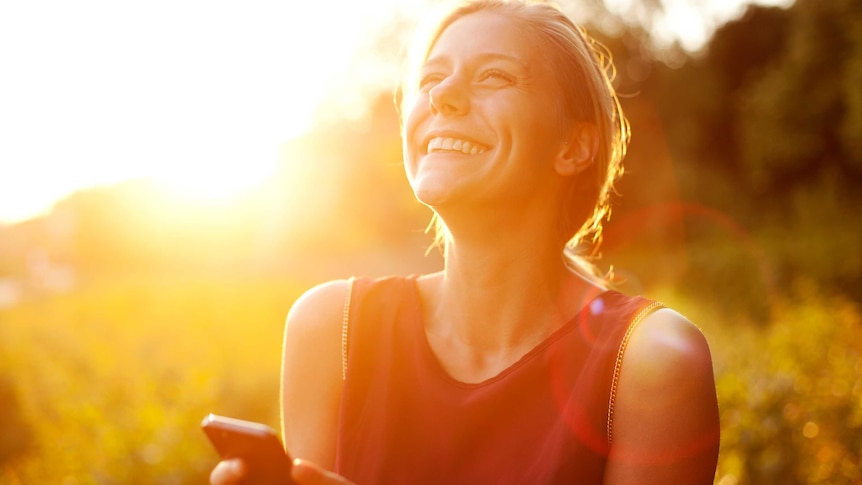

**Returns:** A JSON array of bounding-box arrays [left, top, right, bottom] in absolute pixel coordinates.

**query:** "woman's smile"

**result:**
[[425, 136, 489, 155]]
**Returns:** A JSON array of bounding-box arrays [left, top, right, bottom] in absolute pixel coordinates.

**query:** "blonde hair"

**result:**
[[398, 0, 629, 282]]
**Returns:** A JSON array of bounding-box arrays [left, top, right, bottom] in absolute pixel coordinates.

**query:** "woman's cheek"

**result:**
[[402, 97, 428, 180]]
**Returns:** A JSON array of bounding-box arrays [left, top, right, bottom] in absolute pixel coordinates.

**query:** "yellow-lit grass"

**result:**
[[0, 276, 305, 484]]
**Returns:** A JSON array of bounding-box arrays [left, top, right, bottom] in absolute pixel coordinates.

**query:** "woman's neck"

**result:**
[[418, 228, 600, 376]]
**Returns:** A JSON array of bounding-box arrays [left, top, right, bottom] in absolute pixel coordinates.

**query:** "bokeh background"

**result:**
[[1, 0, 861, 483]]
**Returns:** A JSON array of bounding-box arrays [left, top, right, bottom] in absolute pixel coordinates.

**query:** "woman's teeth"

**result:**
[[427, 137, 487, 155]]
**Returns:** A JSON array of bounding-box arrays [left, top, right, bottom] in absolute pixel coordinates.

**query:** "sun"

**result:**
[[0, 0, 373, 223], [152, 164, 275, 202], [149, 145, 280, 203]]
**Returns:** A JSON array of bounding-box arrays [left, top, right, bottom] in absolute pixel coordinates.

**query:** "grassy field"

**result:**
[[1, 275, 860, 484], [0, 276, 305, 484]]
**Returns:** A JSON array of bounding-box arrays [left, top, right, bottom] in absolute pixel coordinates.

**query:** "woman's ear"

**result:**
[[555, 123, 599, 176]]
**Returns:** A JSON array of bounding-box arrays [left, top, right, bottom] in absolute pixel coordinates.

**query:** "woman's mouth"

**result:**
[[426, 136, 488, 155]]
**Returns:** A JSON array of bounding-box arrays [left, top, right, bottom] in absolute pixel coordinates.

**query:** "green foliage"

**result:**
[[630, 0, 862, 319], [647, 0, 862, 197], [840, 14, 862, 167], [736, 0, 862, 192], [696, 283, 862, 484], [0, 277, 303, 484]]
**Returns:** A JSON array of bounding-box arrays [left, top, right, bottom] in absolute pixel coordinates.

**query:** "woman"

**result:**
[[213, 1, 720, 483]]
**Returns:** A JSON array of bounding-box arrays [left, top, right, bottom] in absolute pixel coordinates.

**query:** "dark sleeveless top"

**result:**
[[335, 275, 660, 485]]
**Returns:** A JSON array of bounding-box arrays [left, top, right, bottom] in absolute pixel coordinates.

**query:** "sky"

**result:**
[[0, 0, 792, 225]]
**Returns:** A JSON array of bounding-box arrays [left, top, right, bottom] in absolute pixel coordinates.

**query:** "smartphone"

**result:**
[[201, 414, 294, 485]]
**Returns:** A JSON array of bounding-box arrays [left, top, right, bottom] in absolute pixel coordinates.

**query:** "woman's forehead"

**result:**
[[427, 11, 542, 65]]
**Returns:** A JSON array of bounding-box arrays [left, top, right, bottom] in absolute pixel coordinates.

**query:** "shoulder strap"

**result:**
[[341, 277, 355, 381], [606, 300, 666, 445]]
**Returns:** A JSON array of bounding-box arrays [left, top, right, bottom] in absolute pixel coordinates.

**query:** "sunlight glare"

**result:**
[[151, 154, 278, 202], [0, 0, 383, 223]]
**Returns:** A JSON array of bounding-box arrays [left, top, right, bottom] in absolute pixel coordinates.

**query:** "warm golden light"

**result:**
[[0, 0, 406, 224], [149, 150, 279, 202]]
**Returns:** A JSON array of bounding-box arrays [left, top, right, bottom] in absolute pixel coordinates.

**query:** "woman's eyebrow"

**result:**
[[472, 52, 529, 68], [422, 52, 529, 70]]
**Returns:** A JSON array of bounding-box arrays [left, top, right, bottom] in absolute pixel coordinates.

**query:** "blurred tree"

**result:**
[[634, 0, 862, 307], [737, 0, 862, 194], [644, 5, 792, 209], [640, 0, 861, 201]]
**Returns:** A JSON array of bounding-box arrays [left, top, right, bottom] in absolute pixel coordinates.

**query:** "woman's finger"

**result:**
[[209, 458, 247, 484], [291, 459, 354, 485]]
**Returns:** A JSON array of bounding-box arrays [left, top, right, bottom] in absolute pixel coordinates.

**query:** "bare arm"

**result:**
[[603, 308, 720, 484], [280, 280, 350, 469]]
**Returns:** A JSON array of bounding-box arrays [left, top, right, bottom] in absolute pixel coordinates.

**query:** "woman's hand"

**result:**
[[209, 457, 354, 485], [209, 458, 246, 484], [291, 459, 355, 485]]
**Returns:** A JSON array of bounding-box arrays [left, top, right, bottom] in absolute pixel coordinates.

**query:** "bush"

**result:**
[[0, 276, 302, 484], [662, 281, 862, 484]]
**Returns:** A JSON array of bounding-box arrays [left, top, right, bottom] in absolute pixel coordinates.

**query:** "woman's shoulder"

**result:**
[[626, 307, 713, 378], [605, 306, 720, 481], [286, 274, 428, 334], [286, 279, 353, 334], [612, 303, 714, 393]]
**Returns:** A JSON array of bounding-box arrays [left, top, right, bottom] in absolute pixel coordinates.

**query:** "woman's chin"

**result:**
[[413, 187, 451, 208], [410, 177, 462, 208]]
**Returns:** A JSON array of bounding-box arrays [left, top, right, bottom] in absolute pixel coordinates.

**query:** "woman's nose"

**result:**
[[429, 77, 469, 116]]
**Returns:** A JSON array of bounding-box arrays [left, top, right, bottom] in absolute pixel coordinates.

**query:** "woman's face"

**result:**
[[403, 11, 568, 213]]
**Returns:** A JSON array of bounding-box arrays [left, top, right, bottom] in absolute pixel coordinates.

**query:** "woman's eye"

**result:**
[[419, 74, 443, 90], [479, 69, 514, 85]]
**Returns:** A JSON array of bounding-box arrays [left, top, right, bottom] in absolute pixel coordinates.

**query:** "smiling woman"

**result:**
[[208, 1, 720, 485]]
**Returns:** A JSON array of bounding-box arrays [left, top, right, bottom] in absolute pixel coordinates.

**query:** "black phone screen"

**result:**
[[202, 414, 294, 485]]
